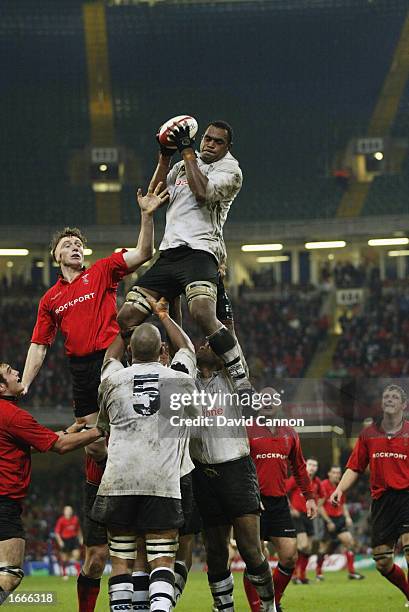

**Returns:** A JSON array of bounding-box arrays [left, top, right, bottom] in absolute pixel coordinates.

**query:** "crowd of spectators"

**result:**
[[329, 283, 409, 378], [319, 261, 372, 289]]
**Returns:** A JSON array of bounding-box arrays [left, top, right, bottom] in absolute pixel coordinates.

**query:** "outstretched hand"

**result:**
[[137, 181, 169, 214], [146, 295, 169, 319]]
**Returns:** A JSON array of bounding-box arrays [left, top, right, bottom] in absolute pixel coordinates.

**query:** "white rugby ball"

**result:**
[[158, 115, 198, 149]]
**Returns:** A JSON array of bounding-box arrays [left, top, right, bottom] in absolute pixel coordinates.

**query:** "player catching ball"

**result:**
[[117, 118, 250, 392]]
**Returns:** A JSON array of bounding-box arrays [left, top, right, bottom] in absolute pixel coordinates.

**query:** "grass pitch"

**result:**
[[4, 569, 405, 611]]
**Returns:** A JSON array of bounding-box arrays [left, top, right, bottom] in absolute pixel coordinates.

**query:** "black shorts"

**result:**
[[293, 512, 315, 537], [371, 489, 409, 548], [90, 494, 184, 532], [68, 351, 105, 418], [180, 473, 202, 537], [324, 515, 348, 540], [0, 497, 24, 541], [83, 483, 108, 547], [192, 456, 261, 528], [137, 246, 219, 301], [61, 537, 80, 553], [260, 496, 296, 539]]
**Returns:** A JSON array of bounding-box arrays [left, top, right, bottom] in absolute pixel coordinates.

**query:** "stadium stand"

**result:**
[[330, 281, 409, 378]]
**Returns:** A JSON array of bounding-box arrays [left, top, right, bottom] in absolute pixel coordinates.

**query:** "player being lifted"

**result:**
[[117, 119, 250, 392], [316, 465, 364, 581], [331, 384, 409, 606], [21, 184, 168, 612], [189, 289, 277, 612], [246, 389, 317, 611]]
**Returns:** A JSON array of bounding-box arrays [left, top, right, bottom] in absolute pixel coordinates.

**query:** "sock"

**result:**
[[297, 553, 309, 581], [243, 573, 260, 612], [273, 563, 294, 604], [208, 570, 234, 611], [74, 562, 81, 577], [0, 587, 9, 605], [245, 559, 275, 609], [61, 561, 67, 577], [108, 574, 133, 612], [77, 572, 101, 612], [207, 326, 248, 387], [149, 567, 175, 612], [383, 564, 409, 599], [132, 571, 149, 610], [316, 554, 325, 576], [346, 550, 355, 574], [174, 561, 188, 604]]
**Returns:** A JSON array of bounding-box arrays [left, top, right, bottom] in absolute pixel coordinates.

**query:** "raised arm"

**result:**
[[122, 182, 169, 272], [22, 343, 48, 394], [146, 296, 194, 354]]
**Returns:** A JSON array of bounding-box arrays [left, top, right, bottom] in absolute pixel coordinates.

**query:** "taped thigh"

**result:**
[[185, 281, 217, 308], [108, 535, 137, 560], [124, 286, 153, 316], [0, 565, 24, 581], [145, 538, 179, 563]]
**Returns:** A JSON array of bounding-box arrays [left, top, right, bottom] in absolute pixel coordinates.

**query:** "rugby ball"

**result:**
[[158, 115, 198, 149]]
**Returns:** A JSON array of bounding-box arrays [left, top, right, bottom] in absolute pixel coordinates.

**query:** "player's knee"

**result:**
[[238, 542, 263, 568], [0, 566, 24, 593], [280, 549, 298, 568], [84, 545, 109, 578], [373, 554, 393, 575]]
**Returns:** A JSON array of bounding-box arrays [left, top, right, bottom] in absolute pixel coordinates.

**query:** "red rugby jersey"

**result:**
[[321, 478, 345, 517], [31, 251, 128, 357], [248, 423, 313, 499], [54, 515, 81, 540], [85, 454, 106, 486], [346, 420, 409, 499], [286, 474, 323, 513], [0, 398, 58, 500]]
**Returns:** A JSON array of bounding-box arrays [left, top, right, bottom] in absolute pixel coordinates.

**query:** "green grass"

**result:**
[[3, 570, 406, 611]]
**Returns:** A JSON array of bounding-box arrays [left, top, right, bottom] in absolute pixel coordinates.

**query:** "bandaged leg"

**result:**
[[245, 559, 276, 612], [108, 574, 133, 611], [207, 326, 249, 388], [208, 570, 234, 611]]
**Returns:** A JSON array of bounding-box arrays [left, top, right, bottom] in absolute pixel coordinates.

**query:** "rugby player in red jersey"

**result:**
[[286, 457, 323, 584], [316, 466, 364, 581], [54, 506, 83, 578], [0, 362, 103, 605], [245, 389, 317, 611], [21, 184, 168, 612], [331, 384, 409, 605]]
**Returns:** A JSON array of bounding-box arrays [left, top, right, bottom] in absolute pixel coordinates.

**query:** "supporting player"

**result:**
[[331, 384, 409, 606], [91, 298, 197, 612], [117, 120, 250, 392], [316, 466, 364, 581], [190, 287, 276, 612], [0, 363, 103, 606], [246, 390, 317, 611], [21, 184, 168, 612], [286, 457, 323, 584], [54, 505, 83, 579]]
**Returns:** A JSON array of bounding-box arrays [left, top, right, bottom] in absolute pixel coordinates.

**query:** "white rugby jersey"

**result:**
[[159, 151, 243, 263], [189, 370, 250, 465], [97, 349, 197, 499]]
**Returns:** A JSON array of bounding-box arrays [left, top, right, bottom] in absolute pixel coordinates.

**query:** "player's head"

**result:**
[[306, 457, 319, 477], [381, 384, 407, 418], [0, 363, 24, 397], [130, 323, 162, 363], [328, 465, 342, 484], [50, 227, 87, 268], [197, 341, 223, 371], [200, 121, 233, 164], [258, 386, 281, 417], [63, 505, 73, 518]]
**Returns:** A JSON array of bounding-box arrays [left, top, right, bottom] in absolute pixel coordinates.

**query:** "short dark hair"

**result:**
[[383, 384, 407, 404], [50, 227, 87, 262], [207, 120, 234, 145]]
